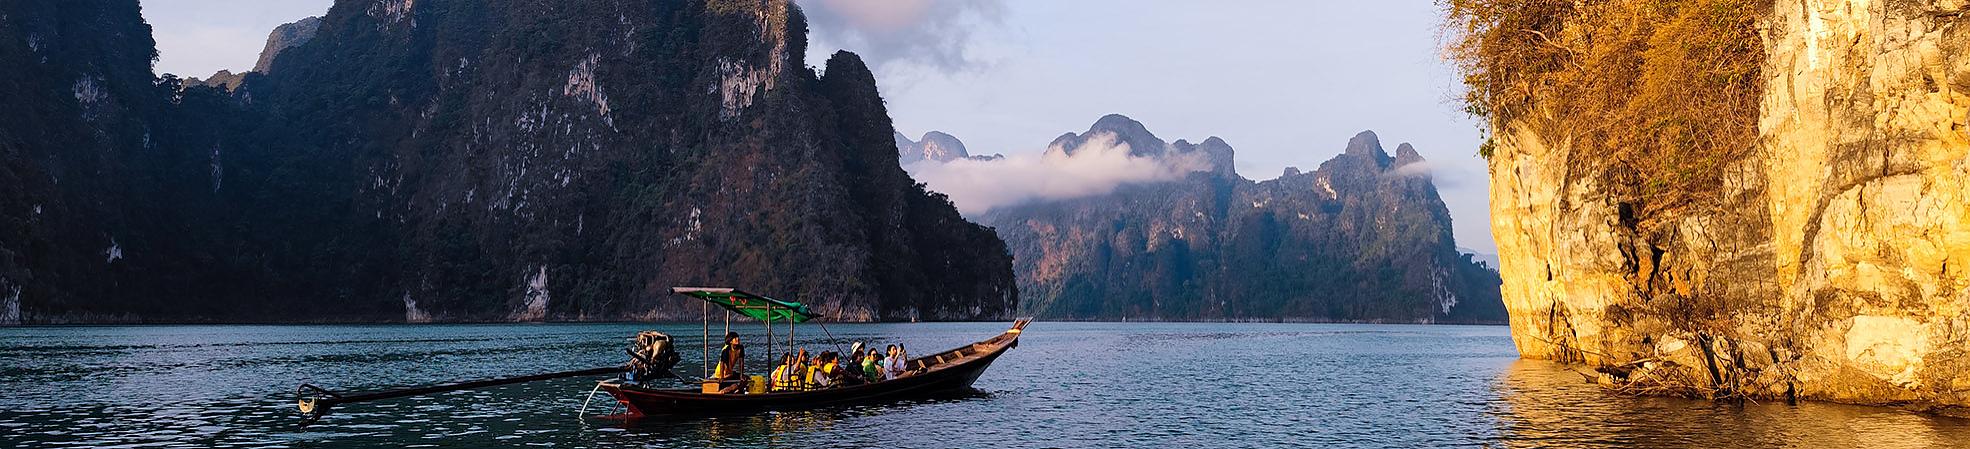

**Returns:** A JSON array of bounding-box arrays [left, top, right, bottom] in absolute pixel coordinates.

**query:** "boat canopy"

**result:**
[[671, 287, 820, 323]]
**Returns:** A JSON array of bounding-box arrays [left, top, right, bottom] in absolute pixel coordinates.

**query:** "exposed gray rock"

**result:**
[[252, 16, 321, 73], [896, 130, 977, 163]]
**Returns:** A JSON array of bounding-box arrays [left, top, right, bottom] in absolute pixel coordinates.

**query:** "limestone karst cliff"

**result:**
[[1452, 0, 1970, 412], [0, 0, 1016, 323]]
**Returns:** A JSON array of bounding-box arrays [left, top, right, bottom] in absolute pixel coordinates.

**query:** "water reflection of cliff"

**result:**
[[1492, 360, 1970, 448]]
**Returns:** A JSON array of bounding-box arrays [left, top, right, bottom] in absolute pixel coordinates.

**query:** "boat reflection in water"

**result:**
[[1491, 359, 1970, 448], [587, 389, 995, 445]]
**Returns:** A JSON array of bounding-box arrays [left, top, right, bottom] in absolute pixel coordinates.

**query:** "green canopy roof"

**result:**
[[671, 287, 820, 323]]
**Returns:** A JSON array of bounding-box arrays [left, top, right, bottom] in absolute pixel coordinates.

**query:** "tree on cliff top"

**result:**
[[1442, 0, 1767, 223]]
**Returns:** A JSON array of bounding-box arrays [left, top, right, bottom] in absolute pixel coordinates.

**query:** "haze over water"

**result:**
[[1, 323, 1965, 447]]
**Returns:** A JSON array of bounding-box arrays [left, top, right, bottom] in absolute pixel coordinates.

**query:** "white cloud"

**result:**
[[905, 132, 1207, 214], [1387, 160, 1433, 179]]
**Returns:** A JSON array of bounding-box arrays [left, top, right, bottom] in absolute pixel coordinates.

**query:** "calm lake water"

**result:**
[[2, 322, 1967, 448]]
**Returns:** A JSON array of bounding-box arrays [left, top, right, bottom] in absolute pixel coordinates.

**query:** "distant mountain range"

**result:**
[[1457, 247, 1502, 273], [904, 115, 1506, 323]]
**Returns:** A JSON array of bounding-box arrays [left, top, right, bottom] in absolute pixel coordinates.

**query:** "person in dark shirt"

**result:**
[[712, 332, 745, 393]]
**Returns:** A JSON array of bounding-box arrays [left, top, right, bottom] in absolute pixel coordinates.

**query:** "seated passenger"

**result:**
[[806, 352, 831, 389], [884, 345, 907, 379], [712, 332, 745, 394], [769, 354, 793, 392], [862, 350, 883, 381], [848, 350, 875, 385], [792, 349, 811, 391], [805, 352, 821, 388], [823, 352, 845, 386]]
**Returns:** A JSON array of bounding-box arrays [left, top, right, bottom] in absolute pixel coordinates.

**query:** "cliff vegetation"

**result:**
[[1445, 0, 1766, 220], [1454, 0, 1970, 414]]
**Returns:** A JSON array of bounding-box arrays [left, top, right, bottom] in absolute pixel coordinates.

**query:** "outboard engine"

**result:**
[[626, 331, 680, 382]]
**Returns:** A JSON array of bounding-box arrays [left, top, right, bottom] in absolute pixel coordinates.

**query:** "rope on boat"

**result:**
[[814, 319, 847, 357]]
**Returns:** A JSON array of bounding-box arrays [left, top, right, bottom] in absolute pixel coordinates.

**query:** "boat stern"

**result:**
[[595, 381, 649, 418]]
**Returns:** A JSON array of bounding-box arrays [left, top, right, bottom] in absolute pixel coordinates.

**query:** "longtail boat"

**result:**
[[294, 286, 1028, 426], [595, 287, 1029, 416]]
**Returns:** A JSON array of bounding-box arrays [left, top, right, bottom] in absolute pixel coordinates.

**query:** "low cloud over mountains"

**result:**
[[900, 114, 1226, 214]]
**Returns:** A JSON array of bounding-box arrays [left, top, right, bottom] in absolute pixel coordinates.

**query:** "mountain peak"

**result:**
[[898, 131, 1002, 163], [1343, 130, 1395, 167], [922, 130, 960, 143], [1189, 136, 1237, 178], [1394, 143, 1425, 167], [1345, 130, 1382, 155], [918, 131, 970, 161], [1091, 114, 1150, 134], [1051, 113, 1169, 158], [252, 16, 321, 74]]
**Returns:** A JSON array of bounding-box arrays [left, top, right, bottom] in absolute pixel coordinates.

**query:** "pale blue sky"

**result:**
[[142, 0, 1494, 252]]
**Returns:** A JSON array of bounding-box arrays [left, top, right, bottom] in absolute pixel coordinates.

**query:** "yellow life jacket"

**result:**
[[712, 347, 731, 379], [820, 362, 841, 387]]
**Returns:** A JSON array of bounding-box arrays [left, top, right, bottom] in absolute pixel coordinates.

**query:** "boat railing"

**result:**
[[767, 318, 1030, 388], [907, 320, 1028, 372]]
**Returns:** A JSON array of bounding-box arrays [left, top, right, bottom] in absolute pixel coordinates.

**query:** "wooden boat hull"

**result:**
[[600, 320, 1026, 416]]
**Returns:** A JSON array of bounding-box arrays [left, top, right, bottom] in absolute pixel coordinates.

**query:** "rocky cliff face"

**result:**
[[1479, 0, 1970, 412], [0, 0, 1016, 323], [916, 116, 1505, 322], [252, 16, 320, 73]]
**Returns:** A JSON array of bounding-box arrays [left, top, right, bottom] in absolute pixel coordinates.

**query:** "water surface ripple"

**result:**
[[1, 323, 1965, 447]]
